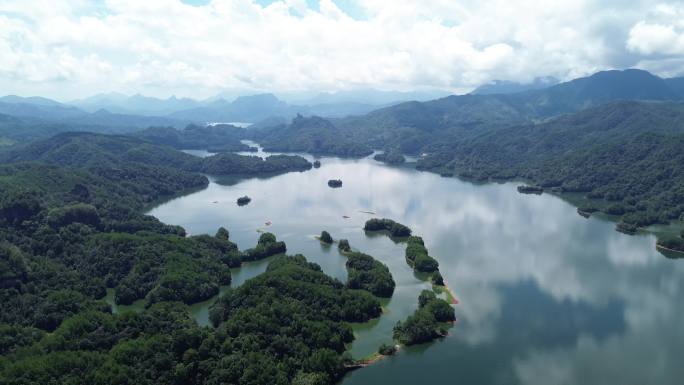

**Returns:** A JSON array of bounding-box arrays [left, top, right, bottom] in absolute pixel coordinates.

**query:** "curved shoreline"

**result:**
[[347, 346, 402, 370], [441, 280, 460, 304], [656, 243, 684, 255], [346, 280, 460, 372]]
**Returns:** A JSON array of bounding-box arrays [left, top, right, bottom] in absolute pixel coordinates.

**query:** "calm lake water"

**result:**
[[148, 153, 684, 385]]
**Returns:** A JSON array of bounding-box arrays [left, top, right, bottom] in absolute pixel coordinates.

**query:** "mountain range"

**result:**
[[1, 89, 434, 129], [470, 76, 560, 95], [2, 68, 684, 154], [331, 69, 684, 153]]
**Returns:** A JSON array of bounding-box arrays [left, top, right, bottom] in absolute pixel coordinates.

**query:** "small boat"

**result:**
[[342, 215, 350, 219], [212, 201, 219, 204], [265, 220, 272, 226]]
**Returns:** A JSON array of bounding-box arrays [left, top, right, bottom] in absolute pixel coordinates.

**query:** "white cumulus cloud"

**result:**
[[0, 0, 683, 100]]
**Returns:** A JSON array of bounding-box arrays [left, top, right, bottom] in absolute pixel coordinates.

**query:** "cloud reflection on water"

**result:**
[[149, 156, 683, 385]]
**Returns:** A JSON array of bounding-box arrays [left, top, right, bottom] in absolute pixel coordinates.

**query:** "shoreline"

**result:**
[[346, 345, 401, 370], [441, 280, 459, 304], [656, 243, 684, 255], [346, 280, 460, 372]]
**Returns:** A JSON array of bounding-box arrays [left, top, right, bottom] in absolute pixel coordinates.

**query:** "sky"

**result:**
[[0, 0, 683, 101]]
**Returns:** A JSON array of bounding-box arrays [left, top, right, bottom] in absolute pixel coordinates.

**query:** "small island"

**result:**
[[517, 185, 544, 194], [393, 290, 455, 345], [236, 196, 251, 206], [319, 230, 333, 244], [338, 239, 351, 252], [241, 232, 287, 261], [313, 160, 321, 168], [328, 179, 343, 188], [364, 218, 412, 237], [405, 236, 439, 273]]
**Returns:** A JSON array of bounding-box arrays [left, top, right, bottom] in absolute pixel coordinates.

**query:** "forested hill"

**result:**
[[251, 114, 373, 157], [0, 132, 313, 177], [0, 132, 200, 169], [333, 69, 684, 153], [130, 124, 252, 152], [510, 68, 681, 117], [417, 100, 684, 229], [0, 151, 376, 384]]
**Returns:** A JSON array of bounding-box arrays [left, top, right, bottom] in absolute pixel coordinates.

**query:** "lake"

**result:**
[[148, 153, 684, 385]]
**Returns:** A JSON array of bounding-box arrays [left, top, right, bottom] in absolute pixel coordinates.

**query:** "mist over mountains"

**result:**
[[2, 68, 684, 150], [470, 76, 560, 95]]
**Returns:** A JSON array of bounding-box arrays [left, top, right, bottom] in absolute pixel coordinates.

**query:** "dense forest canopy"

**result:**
[[251, 115, 373, 157], [393, 290, 456, 345], [131, 124, 253, 152], [344, 252, 396, 298], [0, 133, 388, 384], [0, 132, 312, 177]]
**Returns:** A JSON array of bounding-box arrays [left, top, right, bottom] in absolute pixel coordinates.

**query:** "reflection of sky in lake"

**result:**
[[149, 156, 684, 385]]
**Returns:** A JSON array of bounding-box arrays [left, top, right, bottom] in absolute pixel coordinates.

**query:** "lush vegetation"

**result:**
[[334, 69, 684, 154], [10, 68, 684, 382], [363, 218, 412, 237], [417, 101, 684, 230], [362, 221, 445, 285], [0, 256, 383, 385], [241, 232, 287, 262], [0, 163, 239, 337], [208, 255, 383, 384], [254, 115, 373, 157], [377, 343, 396, 356], [345, 252, 396, 298], [131, 124, 253, 152], [393, 290, 455, 345], [405, 236, 440, 273], [0, 130, 389, 384], [373, 151, 405, 165], [0, 132, 312, 178], [657, 230, 684, 252], [338, 239, 351, 252], [200, 153, 312, 176]]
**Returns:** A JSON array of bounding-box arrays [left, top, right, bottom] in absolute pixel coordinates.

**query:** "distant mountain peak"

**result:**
[[0, 95, 64, 106], [471, 76, 559, 95], [233, 93, 280, 103]]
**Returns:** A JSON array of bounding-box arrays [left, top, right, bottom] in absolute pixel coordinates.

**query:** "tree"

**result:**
[[337, 239, 350, 252], [378, 343, 396, 356], [345, 252, 395, 297], [215, 227, 230, 241]]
